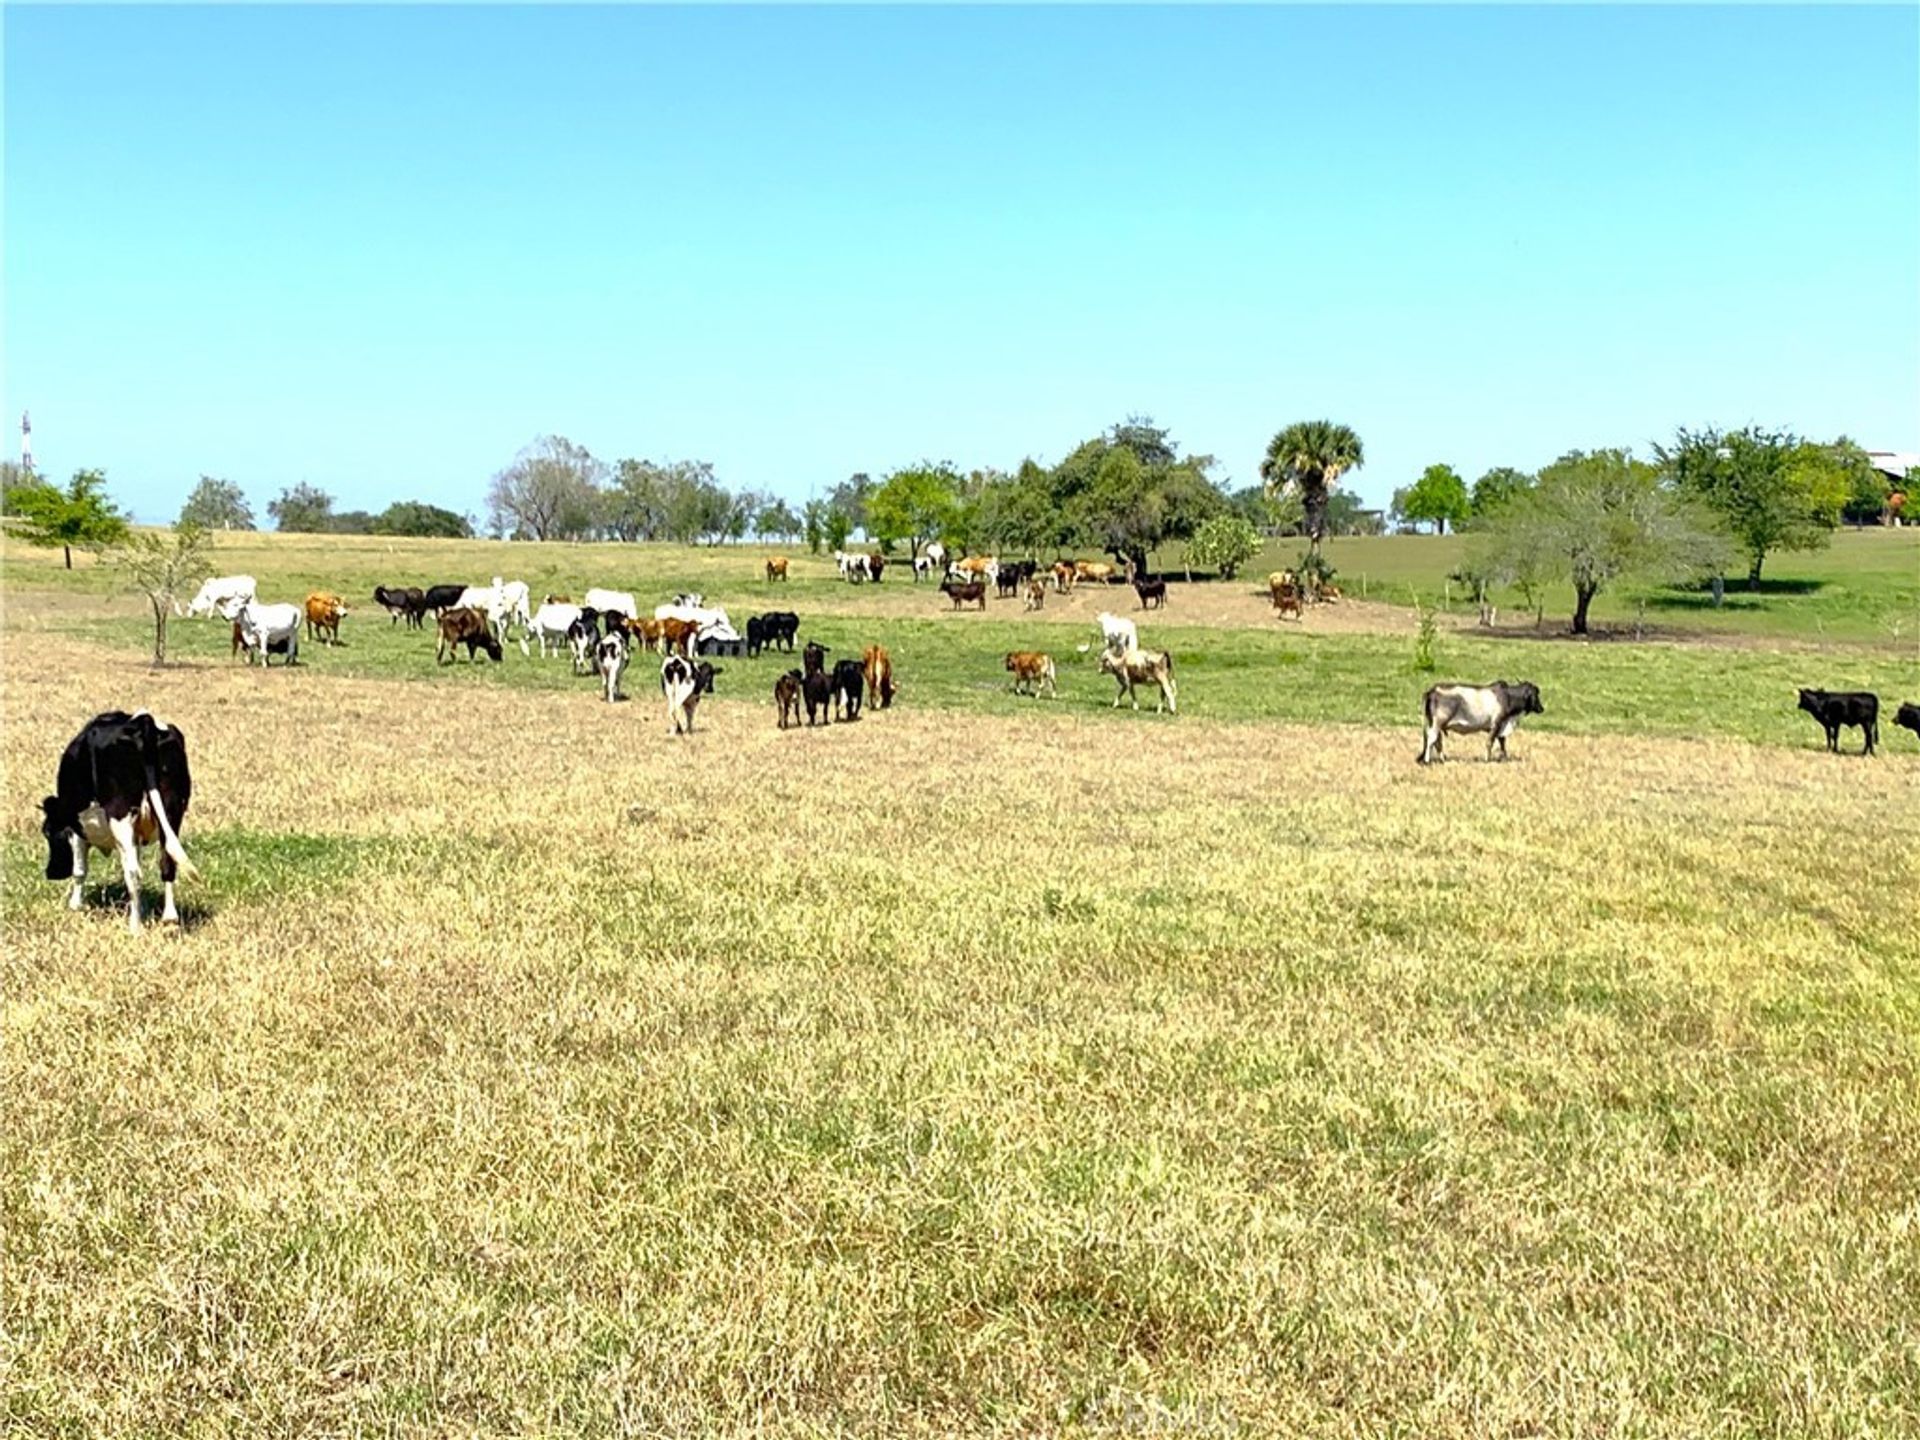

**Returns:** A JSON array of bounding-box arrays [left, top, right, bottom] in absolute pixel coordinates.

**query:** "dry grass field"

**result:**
[[4, 534, 1919, 1436]]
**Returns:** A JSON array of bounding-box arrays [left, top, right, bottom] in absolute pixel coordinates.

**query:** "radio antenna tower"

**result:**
[[19, 412, 32, 473]]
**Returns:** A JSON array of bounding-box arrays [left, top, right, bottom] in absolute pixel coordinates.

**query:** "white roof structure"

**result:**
[[1867, 451, 1916, 482]]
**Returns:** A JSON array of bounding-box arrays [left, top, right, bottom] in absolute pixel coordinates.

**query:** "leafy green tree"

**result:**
[[802, 499, 829, 555], [1044, 418, 1224, 576], [0, 461, 49, 515], [371, 500, 472, 538], [1325, 490, 1378, 536], [1657, 425, 1846, 586], [1471, 466, 1534, 517], [1477, 448, 1728, 634], [828, 473, 874, 537], [267, 482, 335, 534], [824, 508, 853, 553], [1397, 464, 1470, 534], [177, 476, 254, 530], [329, 510, 375, 534], [868, 463, 961, 559], [756, 498, 799, 541], [1260, 420, 1364, 558], [1186, 513, 1262, 579], [1838, 449, 1891, 526], [111, 523, 214, 665], [12, 468, 129, 568]]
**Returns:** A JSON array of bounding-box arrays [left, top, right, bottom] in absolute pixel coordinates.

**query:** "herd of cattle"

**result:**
[[33, 566, 1919, 932]]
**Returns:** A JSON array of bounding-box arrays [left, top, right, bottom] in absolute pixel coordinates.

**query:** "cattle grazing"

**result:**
[[951, 554, 998, 586], [924, 541, 947, 572], [453, 578, 532, 656], [1897, 702, 1920, 742], [802, 642, 833, 725], [656, 616, 696, 656], [1076, 560, 1115, 585], [661, 656, 720, 734], [1098, 646, 1177, 713], [373, 585, 428, 628], [1005, 651, 1057, 698], [529, 602, 584, 658], [1095, 612, 1139, 655], [803, 640, 829, 676], [997, 569, 1021, 600], [746, 614, 771, 659], [836, 550, 871, 582], [775, 670, 804, 729], [763, 612, 799, 651], [41, 710, 198, 933], [862, 645, 895, 709], [912, 553, 940, 582], [1419, 681, 1544, 764], [566, 610, 602, 674], [422, 583, 469, 614], [942, 579, 988, 611], [304, 591, 349, 645], [1797, 689, 1878, 756], [1134, 577, 1167, 611], [624, 616, 664, 653], [865, 553, 886, 584], [1270, 575, 1304, 619], [831, 658, 865, 721], [180, 574, 256, 619], [1051, 561, 1077, 593], [598, 629, 630, 703], [223, 597, 302, 667], [766, 556, 789, 583], [436, 607, 503, 664], [584, 588, 638, 622], [1024, 577, 1047, 611]]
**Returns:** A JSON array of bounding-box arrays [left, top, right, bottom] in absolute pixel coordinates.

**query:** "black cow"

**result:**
[[996, 570, 1021, 599], [802, 668, 833, 726], [1897, 702, 1920, 742], [746, 615, 775, 659], [373, 585, 428, 628], [763, 612, 799, 652], [41, 710, 198, 933], [1797, 689, 1878, 755], [942, 580, 988, 611], [422, 583, 467, 614], [831, 659, 865, 721], [1134, 577, 1167, 610]]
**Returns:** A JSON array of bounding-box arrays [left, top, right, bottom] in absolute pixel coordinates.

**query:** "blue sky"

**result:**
[[5, 4, 1916, 523]]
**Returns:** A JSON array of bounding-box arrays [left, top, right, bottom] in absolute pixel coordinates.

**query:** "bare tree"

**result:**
[[112, 524, 215, 665], [487, 436, 605, 540]]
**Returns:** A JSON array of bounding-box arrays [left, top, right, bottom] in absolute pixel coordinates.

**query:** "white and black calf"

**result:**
[[41, 711, 199, 933], [222, 596, 302, 666], [661, 655, 720, 735], [1419, 680, 1544, 764], [598, 629, 630, 703]]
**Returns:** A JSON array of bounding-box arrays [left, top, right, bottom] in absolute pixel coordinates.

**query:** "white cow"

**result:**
[[925, 541, 947, 571], [221, 596, 302, 667], [453, 578, 531, 656], [527, 602, 583, 658], [1095, 612, 1139, 655], [180, 574, 256, 619], [584, 588, 638, 621]]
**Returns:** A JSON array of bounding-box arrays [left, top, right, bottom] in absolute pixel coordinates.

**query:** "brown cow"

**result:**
[[437, 607, 503, 663], [304, 591, 348, 645], [1024, 577, 1047, 611], [765, 557, 789, 583], [623, 616, 664, 652], [1269, 576, 1303, 620], [1004, 651, 1057, 698], [1051, 561, 1077, 593], [942, 579, 988, 611], [543, 593, 572, 604], [862, 645, 896, 709], [656, 617, 696, 656], [774, 669, 803, 729]]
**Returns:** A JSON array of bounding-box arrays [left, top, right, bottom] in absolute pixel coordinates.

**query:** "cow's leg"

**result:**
[[109, 813, 142, 933], [158, 829, 181, 925], [67, 833, 88, 910], [1865, 722, 1877, 756]]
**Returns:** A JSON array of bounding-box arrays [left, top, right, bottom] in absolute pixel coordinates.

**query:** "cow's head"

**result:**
[[695, 663, 720, 694], [41, 797, 76, 880], [1508, 682, 1544, 717], [481, 634, 504, 662], [1797, 688, 1823, 714]]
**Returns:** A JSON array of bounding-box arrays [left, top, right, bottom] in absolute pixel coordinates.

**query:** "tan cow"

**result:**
[[862, 645, 896, 709], [1075, 560, 1116, 584], [1098, 646, 1177, 713], [303, 591, 349, 646], [1004, 651, 1057, 698], [1051, 561, 1077, 593], [766, 556, 789, 582]]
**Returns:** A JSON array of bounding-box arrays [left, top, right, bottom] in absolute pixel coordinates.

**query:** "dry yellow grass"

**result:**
[[4, 600, 1919, 1433]]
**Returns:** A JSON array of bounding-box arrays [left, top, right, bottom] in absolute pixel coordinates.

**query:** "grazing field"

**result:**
[[4, 532, 1919, 1435]]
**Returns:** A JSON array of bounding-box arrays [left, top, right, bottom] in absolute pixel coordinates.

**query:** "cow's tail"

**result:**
[[135, 717, 200, 881]]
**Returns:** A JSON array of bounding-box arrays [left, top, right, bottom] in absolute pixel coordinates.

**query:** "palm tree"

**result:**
[[1260, 420, 1365, 559]]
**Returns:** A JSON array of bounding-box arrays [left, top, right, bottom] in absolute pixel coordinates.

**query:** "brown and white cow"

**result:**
[[1004, 651, 1057, 698], [304, 591, 349, 645], [1097, 646, 1177, 713]]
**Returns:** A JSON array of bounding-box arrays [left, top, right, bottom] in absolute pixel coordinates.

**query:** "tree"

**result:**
[[1657, 426, 1845, 587], [329, 510, 375, 535], [111, 523, 214, 665], [824, 508, 853, 553], [1260, 420, 1364, 558], [755, 498, 799, 541], [1, 461, 52, 515], [1325, 490, 1379, 536], [178, 476, 254, 530], [1186, 513, 1263, 580], [1471, 466, 1534, 518], [370, 501, 471, 538], [867, 464, 961, 559], [1397, 464, 1470, 534], [1041, 418, 1225, 576], [487, 436, 605, 541], [268, 482, 335, 534], [1477, 448, 1728, 634], [12, 468, 129, 568], [802, 499, 829, 555], [828, 473, 875, 537]]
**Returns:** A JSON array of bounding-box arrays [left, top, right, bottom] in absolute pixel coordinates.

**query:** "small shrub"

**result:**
[[1412, 596, 1439, 673]]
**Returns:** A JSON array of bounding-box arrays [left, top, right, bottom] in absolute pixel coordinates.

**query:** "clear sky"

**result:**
[[5, 4, 1916, 524]]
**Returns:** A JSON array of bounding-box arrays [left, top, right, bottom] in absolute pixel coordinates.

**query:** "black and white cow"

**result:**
[[1419, 680, 1544, 764], [41, 711, 198, 933], [661, 655, 719, 735], [1797, 689, 1878, 755], [598, 628, 629, 704]]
